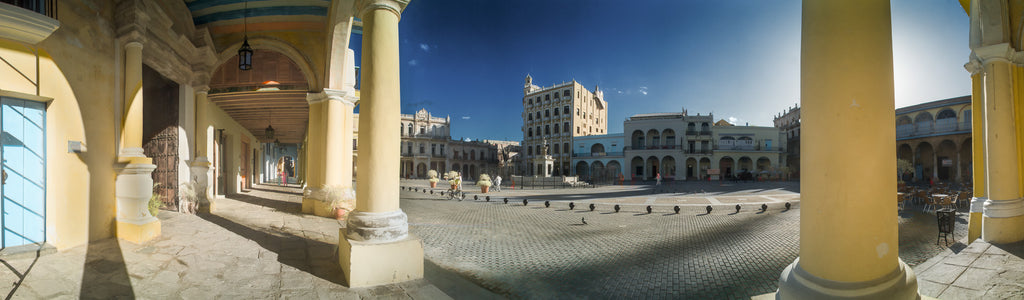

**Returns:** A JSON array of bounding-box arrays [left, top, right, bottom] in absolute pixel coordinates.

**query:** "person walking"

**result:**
[[494, 175, 502, 192], [655, 172, 662, 186]]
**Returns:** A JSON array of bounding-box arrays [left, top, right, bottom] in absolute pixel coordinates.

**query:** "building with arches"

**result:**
[[571, 133, 626, 183], [710, 121, 786, 180], [895, 96, 972, 183], [0, 0, 422, 288], [393, 108, 506, 180], [623, 110, 716, 181], [521, 75, 607, 177]]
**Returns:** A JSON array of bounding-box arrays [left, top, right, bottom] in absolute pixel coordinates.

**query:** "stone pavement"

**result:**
[[0, 184, 455, 299], [401, 179, 973, 299], [915, 240, 1024, 299]]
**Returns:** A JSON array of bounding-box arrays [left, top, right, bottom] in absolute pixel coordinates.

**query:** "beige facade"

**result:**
[[711, 123, 786, 180], [392, 108, 508, 180], [624, 110, 715, 180], [521, 75, 608, 176], [773, 104, 801, 177], [895, 96, 972, 183]]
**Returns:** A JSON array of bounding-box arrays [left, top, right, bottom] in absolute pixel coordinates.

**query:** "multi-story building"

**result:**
[[484, 140, 522, 177], [623, 110, 714, 180], [710, 121, 786, 180], [773, 104, 801, 178], [391, 108, 509, 180], [521, 75, 608, 177], [895, 96, 971, 183]]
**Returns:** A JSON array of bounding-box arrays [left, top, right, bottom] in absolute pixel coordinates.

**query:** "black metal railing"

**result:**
[[2, 0, 57, 18]]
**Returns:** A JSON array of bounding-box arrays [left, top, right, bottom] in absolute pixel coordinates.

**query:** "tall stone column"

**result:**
[[303, 98, 325, 213], [966, 61, 986, 244], [191, 88, 213, 213], [977, 44, 1024, 243], [115, 40, 160, 243], [775, 1, 918, 298], [339, 0, 422, 288]]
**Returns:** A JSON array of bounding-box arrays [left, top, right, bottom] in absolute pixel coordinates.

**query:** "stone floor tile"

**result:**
[[951, 267, 999, 290], [916, 279, 948, 298], [917, 263, 968, 285], [938, 285, 986, 299], [943, 252, 981, 267]]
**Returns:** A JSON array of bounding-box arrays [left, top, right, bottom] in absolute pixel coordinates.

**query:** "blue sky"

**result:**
[[394, 0, 970, 142]]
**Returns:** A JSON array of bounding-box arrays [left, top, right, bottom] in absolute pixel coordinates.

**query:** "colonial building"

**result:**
[[393, 108, 509, 180], [521, 75, 607, 177], [773, 104, 800, 178], [572, 133, 625, 183], [894, 96, 971, 183], [623, 110, 714, 180], [711, 121, 786, 180]]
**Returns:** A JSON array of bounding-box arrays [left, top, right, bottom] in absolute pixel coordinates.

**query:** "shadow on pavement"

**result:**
[[227, 193, 303, 216], [80, 238, 135, 299], [249, 186, 303, 197], [198, 211, 346, 286]]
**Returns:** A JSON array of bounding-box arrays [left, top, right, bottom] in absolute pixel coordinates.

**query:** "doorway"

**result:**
[[1, 97, 46, 247]]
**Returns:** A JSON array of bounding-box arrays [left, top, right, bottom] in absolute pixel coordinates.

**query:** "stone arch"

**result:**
[[607, 160, 622, 180], [959, 138, 972, 183], [215, 37, 319, 91], [631, 130, 645, 149], [756, 157, 771, 171], [896, 115, 913, 126], [936, 109, 956, 120], [591, 143, 605, 155], [738, 156, 753, 172], [686, 157, 698, 179], [662, 129, 676, 146], [646, 156, 660, 180], [630, 156, 645, 179], [416, 163, 427, 178], [936, 139, 957, 181], [591, 161, 606, 182], [914, 112, 934, 123], [915, 141, 935, 181], [661, 156, 676, 178], [646, 129, 661, 147], [699, 157, 711, 179], [897, 143, 913, 163], [576, 161, 590, 179], [719, 156, 735, 178]]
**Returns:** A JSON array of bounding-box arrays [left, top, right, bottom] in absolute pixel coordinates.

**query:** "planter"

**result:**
[[481, 186, 489, 193], [430, 181, 437, 188], [451, 184, 457, 190]]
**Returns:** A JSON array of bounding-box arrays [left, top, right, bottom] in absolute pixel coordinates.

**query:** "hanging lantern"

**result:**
[[238, 37, 253, 70], [264, 124, 275, 140]]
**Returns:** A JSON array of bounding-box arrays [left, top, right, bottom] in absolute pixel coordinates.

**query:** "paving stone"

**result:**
[[938, 285, 986, 299], [916, 279, 948, 298], [951, 267, 998, 290]]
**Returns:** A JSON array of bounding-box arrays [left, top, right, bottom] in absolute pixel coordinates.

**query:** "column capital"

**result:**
[[355, 0, 410, 20], [972, 43, 1014, 64], [307, 89, 358, 106], [963, 58, 983, 75], [194, 86, 210, 94]]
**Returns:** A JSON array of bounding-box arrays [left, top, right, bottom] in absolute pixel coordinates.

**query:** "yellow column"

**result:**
[[115, 40, 160, 243], [340, 0, 422, 288], [303, 99, 324, 213], [324, 94, 356, 187], [192, 88, 214, 213], [776, 1, 917, 298], [976, 44, 1024, 243], [967, 67, 985, 244]]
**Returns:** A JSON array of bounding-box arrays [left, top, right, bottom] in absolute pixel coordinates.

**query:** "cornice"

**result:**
[[355, 0, 409, 20], [0, 4, 60, 45]]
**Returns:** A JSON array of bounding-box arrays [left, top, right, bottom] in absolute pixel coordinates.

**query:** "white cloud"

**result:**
[[419, 43, 430, 52], [461, 116, 471, 120], [639, 86, 648, 95], [727, 116, 745, 125], [408, 59, 418, 66]]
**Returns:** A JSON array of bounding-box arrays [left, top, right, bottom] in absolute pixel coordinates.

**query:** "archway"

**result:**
[[719, 157, 735, 178], [607, 161, 622, 182], [686, 158, 698, 179], [738, 157, 753, 172], [469, 165, 477, 180], [591, 161, 606, 183], [591, 143, 606, 155], [757, 157, 771, 172], [661, 156, 676, 179], [699, 158, 711, 180], [959, 138, 972, 183], [630, 156, 644, 179], [662, 129, 676, 147], [416, 163, 427, 178], [914, 112, 933, 134], [452, 163, 461, 176], [646, 156, 660, 180], [576, 161, 589, 180], [647, 129, 661, 148], [915, 142, 935, 181], [631, 130, 645, 149], [936, 140, 957, 181]]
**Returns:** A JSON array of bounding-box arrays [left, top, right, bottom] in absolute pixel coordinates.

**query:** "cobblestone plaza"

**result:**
[[0, 182, 975, 298]]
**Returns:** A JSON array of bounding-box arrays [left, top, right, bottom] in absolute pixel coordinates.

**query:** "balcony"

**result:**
[[572, 152, 624, 158], [685, 149, 712, 154], [896, 120, 971, 139], [685, 130, 699, 136], [624, 145, 678, 151], [713, 145, 781, 151]]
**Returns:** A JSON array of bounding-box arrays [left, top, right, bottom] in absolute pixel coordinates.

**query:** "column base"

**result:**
[[967, 197, 986, 244], [982, 198, 1024, 243], [776, 258, 918, 300], [338, 229, 423, 288], [116, 219, 161, 244], [303, 197, 334, 218]]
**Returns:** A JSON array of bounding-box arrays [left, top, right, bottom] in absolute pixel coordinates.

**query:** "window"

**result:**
[[536, 126, 541, 136], [564, 143, 569, 154], [407, 144, 412, 154], [431, 144, 436, 155], [420, 127, 425, 134], [400, 125, 404, 135], [576, 127, 580, 134], [554, 108, 559, 116], [563, 90, 570, 97], [545, 94, 550, 101], [407, 124, 413, 135], [536, 112, 541, 119], [440, 145, 445, 155], [545, 125, 550, 135], [545, 110, 550, 117], [528, 98, 533, 105], [419, 144, 425, 154], [563, 106, 569, 114], [528, 114, 533, 120], [553, 124, 559, 133], [553, 144, 559, 154], [471, 150, 476, 160], [563, 122, 569, 132], [528, 128, 533, 137], [536, 145, 542, 155], [576, 108, 580, 115], [553, 92, 559, 99], [528, 147, 533, 155]]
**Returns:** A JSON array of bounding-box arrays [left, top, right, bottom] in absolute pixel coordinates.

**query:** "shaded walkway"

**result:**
[[0, 184, 450, 299]]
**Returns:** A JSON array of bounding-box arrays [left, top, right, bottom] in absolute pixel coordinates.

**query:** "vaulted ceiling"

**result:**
[[184, 0, 331, 52]]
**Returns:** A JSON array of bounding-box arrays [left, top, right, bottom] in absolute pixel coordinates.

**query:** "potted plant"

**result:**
[[447, 171, 460, 190], [148, 183, 162, 217], [427, 170, 439, 188], [477, 174, 492, 193]]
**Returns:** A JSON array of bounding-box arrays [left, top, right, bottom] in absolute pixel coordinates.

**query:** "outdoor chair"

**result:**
[[914, 190, 928, 205], [923, 195, 937, 213], [957, 191, 972, 209], [897, 193, 907, 211], [939, 194, 955, 211]]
